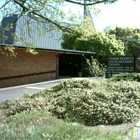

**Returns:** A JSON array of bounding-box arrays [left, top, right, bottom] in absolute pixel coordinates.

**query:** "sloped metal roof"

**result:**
[[0, 14, 95, 55], [0, 14, 63, 49]]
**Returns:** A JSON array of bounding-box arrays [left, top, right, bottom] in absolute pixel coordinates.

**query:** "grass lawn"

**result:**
[[0, 110, 131, 140]]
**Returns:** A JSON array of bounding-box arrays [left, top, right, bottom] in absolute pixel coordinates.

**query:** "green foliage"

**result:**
[[84, 57, 107, 77], [62, 26, 125, 64], [0, 109, 124, 140], [1, 79, 139, 126], [106, 27, 140, 55], [0, 45, 17, 57], [43, 80, 140, 126], [0, 108, 125, 140], [0, 97, 50, 116], [108, 72, 140, 82], [0, 124, 124, 140]]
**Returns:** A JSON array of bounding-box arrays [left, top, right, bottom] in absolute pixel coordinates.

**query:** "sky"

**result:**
[[0, 0, 140, 32], [93, 0, 140, 31]]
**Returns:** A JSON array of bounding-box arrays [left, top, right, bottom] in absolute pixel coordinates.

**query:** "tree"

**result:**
[[0, 0, 119, 55], [106, 27, 140, 55], [61, 21, 125, 64], [0, 0, 118, 32]]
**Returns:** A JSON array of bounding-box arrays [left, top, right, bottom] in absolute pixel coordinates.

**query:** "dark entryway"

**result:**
[[59, 54, 83, 77]]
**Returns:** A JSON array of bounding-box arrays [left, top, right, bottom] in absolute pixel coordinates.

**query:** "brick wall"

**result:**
[[0, 48, 59, 87]]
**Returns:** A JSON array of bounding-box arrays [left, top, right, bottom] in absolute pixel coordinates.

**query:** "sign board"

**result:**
[[106, 56, 134, 78]]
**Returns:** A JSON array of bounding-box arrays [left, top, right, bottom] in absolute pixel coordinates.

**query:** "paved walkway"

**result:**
[[0, 79, 65, 103], [0, 77, 98, 103]]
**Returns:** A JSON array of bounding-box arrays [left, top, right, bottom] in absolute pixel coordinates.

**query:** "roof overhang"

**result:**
[[0, 44, 95, 55]]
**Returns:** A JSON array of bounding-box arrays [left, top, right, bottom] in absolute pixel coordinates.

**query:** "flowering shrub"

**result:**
[[0, 79, 140, 126]]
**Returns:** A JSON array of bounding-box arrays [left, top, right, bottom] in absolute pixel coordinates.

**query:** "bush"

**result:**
[[42, 80, 140, 126], [108, 73, 140, 82], [1, 79, 140, 126], [84, 57, 107, 77]]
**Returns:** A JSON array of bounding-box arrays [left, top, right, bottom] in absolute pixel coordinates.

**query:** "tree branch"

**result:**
[[0, 0, 11, 9], [1, 0, 118, 32], [13, 0, 71, 32], [65, 0, 118, 6]]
